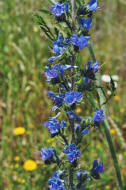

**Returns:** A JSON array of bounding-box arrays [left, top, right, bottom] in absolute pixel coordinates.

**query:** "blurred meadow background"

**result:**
[[0, 0, 126, 189]]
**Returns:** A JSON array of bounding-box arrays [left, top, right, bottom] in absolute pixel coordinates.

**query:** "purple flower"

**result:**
[[87, 0, 98, 12], [48, 171, 66, 190], [78, 18, 93, 29], [63, 144, 81, 163], [43, 117, 66, 136], [70, 34, 90, 50], [50, 2, 69, 17], [64, 91, 82, 106], [41, 147, 56, 163], [92, 109, 104, 123], [91, 160, 103, 179]]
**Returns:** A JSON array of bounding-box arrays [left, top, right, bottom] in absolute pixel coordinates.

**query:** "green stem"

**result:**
[[68, 1, 76, 190], [69, 164, 74, 190], [88, 42, 123, 190]]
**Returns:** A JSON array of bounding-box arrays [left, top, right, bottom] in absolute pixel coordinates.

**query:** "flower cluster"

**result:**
[[48, 171, 66, 190], [36, 0, 106, 189], [43, 117, 66, 137], [63, 144, 81, 163]]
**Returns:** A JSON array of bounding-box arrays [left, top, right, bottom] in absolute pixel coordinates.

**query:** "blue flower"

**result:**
[[48, 55, 61, 64], [53, 34, 66, 55], [43, 117, 66, 136], [79, 35, 90, 49], [82, 127, 89, 136], [48, 171, 66, 190], [43, 118, 60, 136], [92, 109, 104, 123], [67, 111, 82, 122], [83, 77, 92, 85], [41, 147, 56, 163], [87, 0, 98, 12], [63, 144, 81, 163], [50, 2, 69, 17], [88, 61, 99, 72], [47, 91, 64, 108], [64, 92, 82, 106], [61, 120, 67, 129], [78, 18, 93, 29], [45, 64, 65, 81], [74, 123, 81, 131], [70, 34, 90, 50], [91, 160, 103, 179], [46, 64, 76, 82]]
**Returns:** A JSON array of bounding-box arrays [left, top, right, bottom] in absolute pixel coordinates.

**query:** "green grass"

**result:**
[[0, 0, 126, 189]]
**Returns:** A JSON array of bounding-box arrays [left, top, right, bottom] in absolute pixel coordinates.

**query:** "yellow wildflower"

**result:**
[[113, 95, 120, 101], [47, 138, 54, 143], [33, 26, 39, 33], [110, 129, 116, 135], [10, 164, 14, 169], [97, 143, 102, 150], [15, 164, 19, 168], [111, 114, 115, 119], [23, 160, 37, 171], [105, 185, 110, 189], [95, 100, 98, 104], [52, 142, 56, 147], [4, 188, 8, 190], [14, 127, 25, 135], [9, 61, 14, 66], [26, 131, 31, 135], [76, 107, 82, 114], [120, 108, 124, 113], [21, 179, 26, 184], [14, 156, 20, 161], [17, 178, 22, 183], [28, 125, 34, 129]]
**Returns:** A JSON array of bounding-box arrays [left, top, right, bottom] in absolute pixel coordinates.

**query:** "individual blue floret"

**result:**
[[78, 18, 93, 29], [87, 0, 98, 12], [92, 109, 104, 123], [43, 117, 66, 137], [50, 2, 69, 17], [91, 160, 103, 179], [70, 34, 90, 50], [64, 91, 82, 106], [41, 147, 56, 163]]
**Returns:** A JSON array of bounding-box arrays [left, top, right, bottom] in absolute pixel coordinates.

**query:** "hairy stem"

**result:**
[[69, 164, 75, 190], [88, 42, 124, 190]]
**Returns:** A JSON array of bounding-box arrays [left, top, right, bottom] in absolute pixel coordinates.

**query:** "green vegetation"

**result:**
[[0, 0, 126, 189]]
